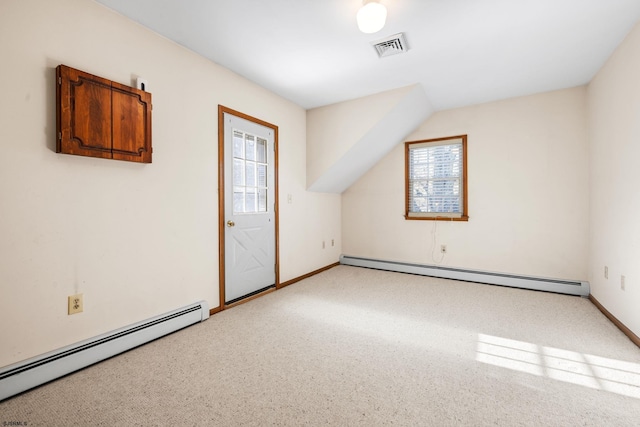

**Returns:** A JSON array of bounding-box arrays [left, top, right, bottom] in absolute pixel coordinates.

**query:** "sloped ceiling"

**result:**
[[307, 85, 433, 193], [95, 0, 640, 111]]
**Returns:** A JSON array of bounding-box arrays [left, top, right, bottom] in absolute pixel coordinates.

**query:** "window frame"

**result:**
[[404, 135, 469, 221]]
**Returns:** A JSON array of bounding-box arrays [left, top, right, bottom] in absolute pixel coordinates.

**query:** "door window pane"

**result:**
[[258, 189, 267, 212], [246, 162, 256, 187], [257, 164, 267, 187], [233, 131, 244, 158], [245, 135, 256, 161], [245, 188, 257, 213], [232, 129, 269, 214], [257, 138, 267, 163], [233, 159, 244, 186], [233, 187, 245, 213]]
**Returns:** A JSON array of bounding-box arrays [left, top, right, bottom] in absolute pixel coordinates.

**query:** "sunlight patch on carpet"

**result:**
[[476, 334, 640, 399]]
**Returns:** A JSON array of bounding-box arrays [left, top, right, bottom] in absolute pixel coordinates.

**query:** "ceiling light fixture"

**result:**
[[357, 0, 387, 34]]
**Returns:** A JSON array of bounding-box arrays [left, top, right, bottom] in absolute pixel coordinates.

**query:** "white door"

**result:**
[[223, 112, 276, 303]]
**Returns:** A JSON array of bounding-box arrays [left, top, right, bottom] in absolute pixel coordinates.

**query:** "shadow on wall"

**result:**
[[44, 64, 58, 153]]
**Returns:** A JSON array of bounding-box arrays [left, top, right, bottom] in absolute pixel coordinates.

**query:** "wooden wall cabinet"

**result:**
[[56, 65, 152, 163]]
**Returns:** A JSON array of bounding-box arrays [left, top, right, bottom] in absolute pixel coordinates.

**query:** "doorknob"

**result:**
[[227, 220, 235, 227]]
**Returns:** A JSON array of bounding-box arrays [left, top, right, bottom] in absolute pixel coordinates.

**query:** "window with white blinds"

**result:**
[[405, 135, 468, 221]]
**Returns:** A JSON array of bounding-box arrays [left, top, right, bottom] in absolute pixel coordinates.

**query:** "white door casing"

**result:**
[[223, 112, 276, 303]]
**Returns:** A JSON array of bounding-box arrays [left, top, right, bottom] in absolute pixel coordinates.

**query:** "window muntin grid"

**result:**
[[405, 136, 468, 221], [232, 130, 269, 214]]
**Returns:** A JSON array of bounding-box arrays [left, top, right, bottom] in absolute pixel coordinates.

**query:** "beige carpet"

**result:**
[[2, 265, 640, 426]]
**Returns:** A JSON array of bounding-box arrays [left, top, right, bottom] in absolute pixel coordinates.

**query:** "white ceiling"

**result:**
[[94, 0, 640, 111]]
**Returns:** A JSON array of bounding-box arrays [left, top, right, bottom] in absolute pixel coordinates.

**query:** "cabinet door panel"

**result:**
[[112, 83, 152, 163], [58, 65, 112, 159], [56, 65, 152, 163]]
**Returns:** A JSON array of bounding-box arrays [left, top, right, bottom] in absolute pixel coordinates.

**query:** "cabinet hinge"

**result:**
[[58, 132, 62, 140], [58, 77, 61, 85]]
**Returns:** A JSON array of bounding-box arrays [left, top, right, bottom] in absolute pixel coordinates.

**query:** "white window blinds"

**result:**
[[408, 138, 464, 218]]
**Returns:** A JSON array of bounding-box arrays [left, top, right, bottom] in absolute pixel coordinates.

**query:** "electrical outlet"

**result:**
[[604, 266, 608, 279], [440, 245, 447, 254], [68, 294, 83, 315], [621, 275, 626, 291], [331, 239, 335, 247]]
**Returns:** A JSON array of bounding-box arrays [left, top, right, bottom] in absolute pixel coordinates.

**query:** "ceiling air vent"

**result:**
[[372, 33, 409, 58]]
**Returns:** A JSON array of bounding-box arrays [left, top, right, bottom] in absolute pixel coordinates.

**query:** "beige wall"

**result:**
[[587, 22, 640, 337], [0, 0, 340, 368], [343, 87, 590, 281]]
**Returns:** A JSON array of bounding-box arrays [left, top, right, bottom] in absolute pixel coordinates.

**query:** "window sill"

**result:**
[[404, 215, 469, 222]]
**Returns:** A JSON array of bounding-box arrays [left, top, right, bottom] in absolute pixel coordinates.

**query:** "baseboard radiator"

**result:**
[[340, 255, 589, 297], [0, 301, 209, 402]]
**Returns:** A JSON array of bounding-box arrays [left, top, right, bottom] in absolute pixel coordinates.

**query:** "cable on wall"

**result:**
[[430, 219, 445, 265]]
